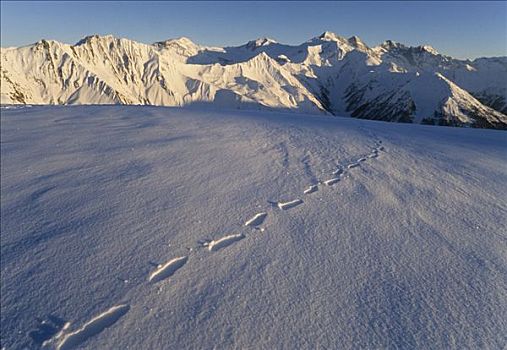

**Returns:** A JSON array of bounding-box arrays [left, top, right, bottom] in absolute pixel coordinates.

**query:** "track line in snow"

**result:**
[[84, 142, 385, 336], [149, 256, 188, 283], [208, 234, 245, 251], [244, 213, 268, 227], [38, 139, 389, 350], [323, 177, 340, 186], [57, 304, 130, 350], [304, 185, 318, 194], [278, 199, 303, 210]]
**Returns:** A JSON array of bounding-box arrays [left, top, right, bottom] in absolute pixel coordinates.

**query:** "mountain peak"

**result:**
[[347, 35, 367, 49], [418, 45, 439, 55], [379, 40, 410, 52], [154, 36, 196, 48], [318, 31, 344, 42], [245, 37, 277, 50], [249, 51, 274, 61], [380, 41, 439, 56], [75, 34, 115, 46], [34, 39, 59, 47], [381, 40, 400, 48]]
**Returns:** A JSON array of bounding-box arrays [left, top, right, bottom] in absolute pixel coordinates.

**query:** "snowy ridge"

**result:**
[[1, 32, 506, 128]]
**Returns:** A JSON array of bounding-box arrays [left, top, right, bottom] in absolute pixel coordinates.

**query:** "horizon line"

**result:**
[[2, 31, 506, 61]]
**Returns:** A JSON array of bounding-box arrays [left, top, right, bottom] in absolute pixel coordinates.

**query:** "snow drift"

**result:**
[[1, 105, 506, 349]]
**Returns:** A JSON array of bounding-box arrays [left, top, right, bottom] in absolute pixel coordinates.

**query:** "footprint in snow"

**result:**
[[57, 304, 130, 350], [323, 177, 340, 186], [208, 234, 245, 252], [332, 168, 344, 176], [244, 212, 267, 227], [278, 199, 303, 210], [149, 256, 188, 283], [304, 185, 318, 194]]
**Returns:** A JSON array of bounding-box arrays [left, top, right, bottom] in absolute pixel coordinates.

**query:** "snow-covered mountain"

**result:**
[[2, 32, 506, 128]]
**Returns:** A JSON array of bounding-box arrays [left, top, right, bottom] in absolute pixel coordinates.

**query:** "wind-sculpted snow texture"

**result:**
[[1, 32, 507, 128], [1, 105, 506, 349]]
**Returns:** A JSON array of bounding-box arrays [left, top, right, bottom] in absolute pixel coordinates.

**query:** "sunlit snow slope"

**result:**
[[1, 106, 506, 349], [2, 32, 506, 128]]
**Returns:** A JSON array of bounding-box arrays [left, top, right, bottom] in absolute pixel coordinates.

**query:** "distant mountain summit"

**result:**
[[1, 32, 506, 128]]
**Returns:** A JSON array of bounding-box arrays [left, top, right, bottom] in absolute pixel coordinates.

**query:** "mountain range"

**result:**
[[1, 32, 506, 129]]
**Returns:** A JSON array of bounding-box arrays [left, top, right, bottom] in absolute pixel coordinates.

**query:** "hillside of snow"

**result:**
[[1, 32, 506, 129], [1, 105, 506, 349]]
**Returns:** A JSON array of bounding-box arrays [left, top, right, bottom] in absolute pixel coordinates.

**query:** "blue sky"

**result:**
[[1, 1, 506, 59]]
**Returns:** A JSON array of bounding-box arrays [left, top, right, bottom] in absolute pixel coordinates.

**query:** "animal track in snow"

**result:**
[[323, 177, 340, 186], [46, 139, 387, 349], [244, 212, 268, 227], [57, 304, 130, 350], [278, 199, 303, 210], [149, 256, 188, 283], [304, 185, 318, 194], [208, 234, 245, 251]]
